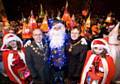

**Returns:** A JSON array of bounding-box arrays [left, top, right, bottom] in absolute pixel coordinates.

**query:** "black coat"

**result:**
[[66, 37, 88, 80], [25, 41, 49, 83]]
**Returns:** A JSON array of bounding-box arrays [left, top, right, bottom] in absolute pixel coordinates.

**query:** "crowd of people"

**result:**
[[0, 7, 120, 84]]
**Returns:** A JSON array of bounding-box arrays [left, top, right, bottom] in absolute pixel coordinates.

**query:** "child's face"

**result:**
[[93, 47, 104, 55], [8, 40, 17, 49]]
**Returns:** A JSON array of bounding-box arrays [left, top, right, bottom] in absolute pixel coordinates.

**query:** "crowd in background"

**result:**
[[0, 7, 120, 84]]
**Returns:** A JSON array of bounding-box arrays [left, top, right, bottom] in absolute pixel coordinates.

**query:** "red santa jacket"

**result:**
[[80, 50, 115, 84], [2, 48, 26, 84]]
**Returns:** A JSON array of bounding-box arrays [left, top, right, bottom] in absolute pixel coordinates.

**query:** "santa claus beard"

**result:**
[[49, 29, 65, 48]]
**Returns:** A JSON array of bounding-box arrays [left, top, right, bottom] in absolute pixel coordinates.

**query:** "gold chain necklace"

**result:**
[[68, 40, 81, 52]]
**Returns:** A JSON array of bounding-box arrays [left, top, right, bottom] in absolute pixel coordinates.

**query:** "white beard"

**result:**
[[49, 29, 65, 48]]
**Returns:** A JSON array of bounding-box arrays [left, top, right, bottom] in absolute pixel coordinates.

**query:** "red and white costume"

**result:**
[[1, 33, 28, 84], [80, 38, 115, 84]]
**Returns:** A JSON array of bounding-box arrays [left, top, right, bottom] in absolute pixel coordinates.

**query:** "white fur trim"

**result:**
[[8, 53, 22, 84], [80, 54, 96, 84], [91, 38, 111, 54], [92, 80, 99, 84], [80, 54, 109, 84], [18, 51, 26, 64], [1, 33, 23, 51], [5, 37, 17, 45], [101, 58, 108, 84], [92, 45, 107, 49], [81, 38, 88, 45], [99, 67, 104, 72]]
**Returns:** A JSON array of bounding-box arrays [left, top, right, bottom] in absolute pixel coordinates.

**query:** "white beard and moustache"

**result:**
[[49, 29, 65, 48]]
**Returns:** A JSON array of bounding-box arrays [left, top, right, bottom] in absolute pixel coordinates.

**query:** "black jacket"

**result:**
[[25, 41, 49, 83], [66, 37, 88, 79]]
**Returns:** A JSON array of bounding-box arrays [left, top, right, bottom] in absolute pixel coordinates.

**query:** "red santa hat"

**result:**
[[91, 38, 110, 54], [1, 33, 23, 51]]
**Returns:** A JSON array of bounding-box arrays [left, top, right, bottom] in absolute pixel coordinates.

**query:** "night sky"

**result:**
[[2, 0, 120, 20]]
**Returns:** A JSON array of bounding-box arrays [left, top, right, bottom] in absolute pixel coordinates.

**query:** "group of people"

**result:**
[[0, 16, 120, 84]]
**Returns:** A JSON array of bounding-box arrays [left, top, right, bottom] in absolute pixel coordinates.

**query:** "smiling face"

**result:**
[[71, 28, 80, 40], [93, 47, 104, 55], [8, 40, 17, 49], [32, 29, 43, 43]]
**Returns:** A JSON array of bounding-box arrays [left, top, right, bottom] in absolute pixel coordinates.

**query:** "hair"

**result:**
[[17, 41, 22, 51], [7, 41, 22, 51], [71, 26, 81, 33], [32, 28, 42, 35]]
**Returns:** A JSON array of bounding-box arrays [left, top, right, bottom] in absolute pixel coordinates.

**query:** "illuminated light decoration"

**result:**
[[82, 9, 88, 17], [105, 12, 112, 23], [39, 4, 45, 18], [22, 23, 32, 39], [1, 16, 10, 35], [62, 1, 71, 22], [50, 47, 66, 69], [66, 14, 78, 29], [28, 10, 37, 29], [40, 14, 49, 32], [2, 16, 10, 28], [56, 11, 61, 20], [85, 14, 91, 28], [105, 17, 112, 23]]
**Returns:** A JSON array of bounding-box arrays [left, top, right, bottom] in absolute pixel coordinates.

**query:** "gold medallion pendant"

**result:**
[[69, 45, 72, 52]]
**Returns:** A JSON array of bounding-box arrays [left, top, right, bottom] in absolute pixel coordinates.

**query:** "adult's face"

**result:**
[[32, 29, 43, 43], [71, 28, 80, 40]]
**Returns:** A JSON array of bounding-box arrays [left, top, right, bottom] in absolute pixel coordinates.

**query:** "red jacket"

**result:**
[[80, 50, 115, 84]]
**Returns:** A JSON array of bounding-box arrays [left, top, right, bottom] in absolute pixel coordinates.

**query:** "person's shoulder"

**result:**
[[106, 54, 113, 59], [2, 50, 13, 55], [87, 50, 92, 54], [3, 50, 10, 53], [106, 54, 114, 62]]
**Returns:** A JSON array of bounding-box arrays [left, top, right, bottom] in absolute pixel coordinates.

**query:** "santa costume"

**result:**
[[80, 38, 115, 84], [1, 33, 30, 84]]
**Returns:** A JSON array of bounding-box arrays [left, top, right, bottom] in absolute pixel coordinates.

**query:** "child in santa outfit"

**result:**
[[1, 33, 31, 84], [80, 38, 115, 84]]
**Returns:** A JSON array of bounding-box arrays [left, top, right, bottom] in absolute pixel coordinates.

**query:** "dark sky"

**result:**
[[2, 0, 120, 20]]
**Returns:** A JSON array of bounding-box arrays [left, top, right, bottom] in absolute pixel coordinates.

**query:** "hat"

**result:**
[[1, 33, 23, 51], [91, 38, 110, 53]]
